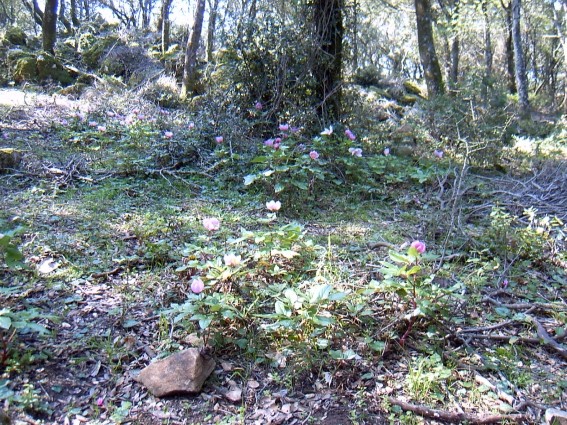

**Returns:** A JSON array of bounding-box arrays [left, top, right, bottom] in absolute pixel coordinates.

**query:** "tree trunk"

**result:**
[[206, 0, 219, 62], [511, 0, 529, 115], [69, 0, 79, 27], [58, 0, 73, 34], [181, 0, 206, 98], [312, 0, 344, 122], [414, 0, 445, 96], [158, 0, 173, 53], [42, 0, 58, 53], [22, 0, 44, 26], [481, 0, 493, 105], [502, 0, 517, 94]]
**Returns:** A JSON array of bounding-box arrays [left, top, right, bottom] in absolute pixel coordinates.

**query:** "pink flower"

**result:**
[[164, 131, 174, 138], [188, 122, 195, 129], [97, 125, 106, 132], [202, 217, 220, 232], [224, 253, 241, 267], [434, 150, 443, 159], [410, 240, 426, 254], [309, 151, 319, 160], [348, 147, 362, 157], [215, 136, 224, 144], [96, 397, 104, 407], [255, 101, 263, 110], [502, 279, 509, 289], [106, 111, 115, 117], [191, 278, 205, 294], [279, 123, 289, 132], [384, 148, 390, 156], [75, 111, 85, 121], [320, 126, 333, 136], [264, 138, 274, 147], [88, 121, 98, 127], [345, 129, 356, 140], [266, 200, 281, 212]]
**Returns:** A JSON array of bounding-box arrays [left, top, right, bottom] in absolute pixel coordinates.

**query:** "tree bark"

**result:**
[[69, 0, 79, 26], [414, 0, 445, 96], [501, 0, 517, 94], [206, 0, 219, 62], [42, 0, 58, 53], [511, 0, 529, 116], [58, 0, 73, 34], [181, 0, 206, 98], [158, 0, 173, 53], [312, 0, 344, 122], [481, 0, 492, 105], [22, 0, 44, 26]]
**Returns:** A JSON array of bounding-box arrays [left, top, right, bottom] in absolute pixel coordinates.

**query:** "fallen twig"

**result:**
[[525, 314, 567, 360], [388, 397, 527, 424], [483, 296, 565, 312]]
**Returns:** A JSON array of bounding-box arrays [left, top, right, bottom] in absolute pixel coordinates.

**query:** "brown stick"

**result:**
[[525, 314, 567, 360], [483, 296, 565, 311], [388, 397, 527, 424]]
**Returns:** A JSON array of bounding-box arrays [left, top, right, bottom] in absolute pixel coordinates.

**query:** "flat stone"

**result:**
[[134, 348, 215, 397], [546, 409, 567, 425]]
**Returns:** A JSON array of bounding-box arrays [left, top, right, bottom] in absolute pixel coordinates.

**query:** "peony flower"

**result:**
[[309, 150, 319, 160], [202, 217, 220, 232], [255, 101, 263, 110], [410, 240, 426, 254], [320, 126, 333, 136], [345, 129, 356, 140], [106, 111, 115, 118], [434, 150, 443, 159], [266, 200, 281, 212], [384, 148, 390, 156], [164, 131, 173, 138], [97, 125, 106, 132], [279, 123, 289, 132], [191, 278, 205, 294], [188, 122, 195, 129], [215, 136, 224, 144], [348, 147, 362, 157], [88, 121, 98, 127], [224, 253, 241, 267], [264, 138, 274, 147]]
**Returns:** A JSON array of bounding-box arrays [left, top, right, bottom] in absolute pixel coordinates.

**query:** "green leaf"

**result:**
[[0, 316, 11, 330], [312, 315, 335, 326], [389, 250, 411, 264], [308, 284, 332, 304], [291, 180, 308, 190], [198, 317, 212, 330], [122, 319, 139, 329], [274, 183, 285, 193], [275, 300, 290, 317], [243, 174, 258, 186]]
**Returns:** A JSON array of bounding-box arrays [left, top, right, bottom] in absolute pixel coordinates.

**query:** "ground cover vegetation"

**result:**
[[0, 0, 566, 423]]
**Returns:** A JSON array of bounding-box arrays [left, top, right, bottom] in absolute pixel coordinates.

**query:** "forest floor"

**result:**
[[0, 87, 566, 425]]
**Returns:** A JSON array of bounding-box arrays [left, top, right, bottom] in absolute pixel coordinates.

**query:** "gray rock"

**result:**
[[135, 348, 215, 397], [546, 409, 567, 425]]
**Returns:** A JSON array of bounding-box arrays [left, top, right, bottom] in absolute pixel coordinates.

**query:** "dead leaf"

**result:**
[[38, 257, 59, 274], [248, 380, 260, 389], [225, 387, 242, 403]]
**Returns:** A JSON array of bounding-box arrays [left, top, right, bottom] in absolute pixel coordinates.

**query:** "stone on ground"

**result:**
[[135, 348, 215, 397]]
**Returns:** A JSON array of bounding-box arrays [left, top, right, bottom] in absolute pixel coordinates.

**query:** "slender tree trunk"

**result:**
[[58, 0, 73, 33], [22, 0, 44, 25], [69, 0, 79, 26], [42, 0, 58, 53], [511, 0, 529, 115], [206, 0, 219, 62], [481, 0, 493, 105], [312, 0, 344, 122], [158, 0, 173, 53], [83, 0, 89, 20], [414, 0, 445, 96], [449, 37, 459, 87], [181, 0, 206, 98], [501, 0, 517, 94]]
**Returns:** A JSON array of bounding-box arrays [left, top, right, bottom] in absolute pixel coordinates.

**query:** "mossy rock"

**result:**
[[3, 27, 27, 46], [82, 35, 119, 69], [403, 80, 426, 98], [399, 94, 418, 104], [36, 52, 74, 85], [58, 82, 88, 96], [0, 148, 23, 172], [14, 56, 37, 82], [78, 32, 96, 53]]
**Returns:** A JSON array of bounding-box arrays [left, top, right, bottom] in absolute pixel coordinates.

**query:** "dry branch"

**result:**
[[525, 314, 567, 360], [388, 397, 527, 424]]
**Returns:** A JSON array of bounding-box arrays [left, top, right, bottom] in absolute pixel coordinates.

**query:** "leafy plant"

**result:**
[[0, 222, 25, 269]]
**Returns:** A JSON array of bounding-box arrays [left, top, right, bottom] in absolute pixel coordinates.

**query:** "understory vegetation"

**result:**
[[0, 79, 565, 424]]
